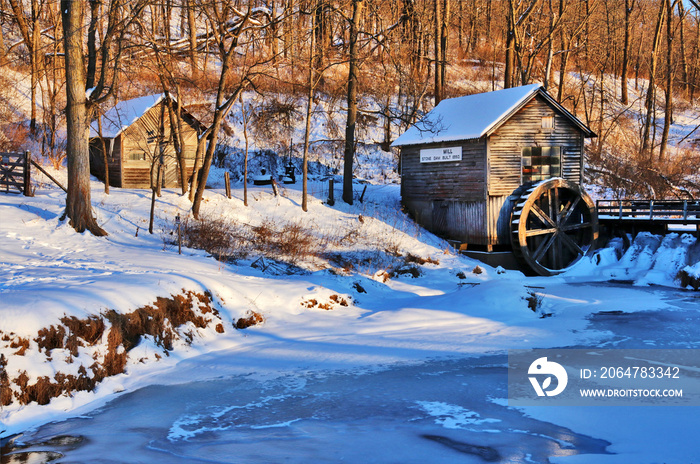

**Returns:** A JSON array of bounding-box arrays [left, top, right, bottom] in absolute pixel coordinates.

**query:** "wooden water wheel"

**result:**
[[510, 178, 598, 276]]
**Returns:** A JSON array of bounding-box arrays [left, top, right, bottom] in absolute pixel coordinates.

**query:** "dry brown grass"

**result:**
[[4, 290, 223, 406], [0, 353, 11, 406], [9, 337, 29, 356], [174, 214, 325, 265], [301, 294, 351, 311]]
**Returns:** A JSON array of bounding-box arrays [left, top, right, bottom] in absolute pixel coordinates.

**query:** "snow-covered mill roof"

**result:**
[[90, 94, 166, 138], [392, 84, 595, 147]]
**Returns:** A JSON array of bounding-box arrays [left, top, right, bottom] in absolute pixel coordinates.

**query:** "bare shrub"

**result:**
[[176, 214, 251, 261], [593, 151, 700, 199], [252, 219, 319, 264], [250, 95, 300, 156]]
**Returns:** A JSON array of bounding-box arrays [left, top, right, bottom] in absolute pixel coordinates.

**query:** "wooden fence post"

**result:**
[[225, 171, 231, 199], [23, 151, 33, 196], [327, 179, 335, 206]]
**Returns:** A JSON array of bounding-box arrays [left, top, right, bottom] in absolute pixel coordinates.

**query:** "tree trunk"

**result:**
[[342, 0, 363, 205], [314, 1, 329, 69], [677, 1, 689, 98], [433, 0, 443, 104], [9, 0, 38, 132], [543, 0, 556, 89], [242, 103, 249, 207], [187, 0, 197, 77], [660, 0, 677, 161], [0, 11, 5, 67], [302, 14, 315, 213], [504, 7, 515, 89], [61, 0, 107, 236], [641, 0, 666, 156], [96, 115, 110, 194], [87, 0, 100, 90], [557, 31, 569, 102], [440, 0, 449, 100], [620, 0, 633, 104]]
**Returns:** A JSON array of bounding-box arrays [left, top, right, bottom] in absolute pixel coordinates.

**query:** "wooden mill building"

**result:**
[[89, 94, 204, 188], [392, 84, 596, 250]]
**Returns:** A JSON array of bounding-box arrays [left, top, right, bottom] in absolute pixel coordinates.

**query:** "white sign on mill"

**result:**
[[419, 146, 462, 163]]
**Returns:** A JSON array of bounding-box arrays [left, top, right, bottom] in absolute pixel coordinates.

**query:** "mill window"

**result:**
[[129, 152, 147, 161], [522, 147, 561, 183], [541, 116, 554, 129]]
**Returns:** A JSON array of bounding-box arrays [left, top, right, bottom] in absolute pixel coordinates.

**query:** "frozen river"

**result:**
[[3, 283, 700, 463]]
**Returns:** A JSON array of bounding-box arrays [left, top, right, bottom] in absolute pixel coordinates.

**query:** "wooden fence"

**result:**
[[0, 151, 31, 196], [597, 199, 700, 225]]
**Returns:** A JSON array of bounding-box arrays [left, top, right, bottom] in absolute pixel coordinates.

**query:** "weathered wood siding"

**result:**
[[399, 94, 590, 247], [89, 137, 122, 186], [487, 95, 584, 197], [400, 139, 486, 202], [91, 101, 199, 188], [400, 139, 489, 243]]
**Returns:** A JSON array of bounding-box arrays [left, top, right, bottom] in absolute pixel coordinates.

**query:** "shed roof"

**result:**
[[391, 84, 595, 147], [90, 94, 165, 138]]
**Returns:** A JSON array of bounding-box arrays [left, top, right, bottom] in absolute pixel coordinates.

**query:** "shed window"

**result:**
[[522, 147, 561, 183], [542, 116, 554, 129], [129, 152, 148, 161]]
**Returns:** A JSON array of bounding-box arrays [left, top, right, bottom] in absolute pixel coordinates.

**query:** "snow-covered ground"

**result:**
[[2, 170, 700, 462]]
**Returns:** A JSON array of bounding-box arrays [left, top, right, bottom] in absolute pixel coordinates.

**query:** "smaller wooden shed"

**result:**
[[392, 84, 596, 251], [90, 94, 204, 188]]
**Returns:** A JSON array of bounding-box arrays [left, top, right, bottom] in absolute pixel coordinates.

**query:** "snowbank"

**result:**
[[567, 231, 700, 289]]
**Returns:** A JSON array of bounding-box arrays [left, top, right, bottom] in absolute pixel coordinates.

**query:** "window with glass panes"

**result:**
[[522, 147, 561, 183]]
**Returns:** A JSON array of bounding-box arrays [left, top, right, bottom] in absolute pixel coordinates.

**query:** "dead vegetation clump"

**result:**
[[2, 290, 223, 406], [678, 269, 700, 291], [9, 337, 29, 356], [0, 354, 11, 406], [252, 219, 317, 263], [174, 214, 250, 261], [379, 252, 440, 281], [525, 290, 544, 312], [172, 214, 322, 265], [235, 311, 264, 329], [404, 253, 440, 266], [301, 294, 351, 310]]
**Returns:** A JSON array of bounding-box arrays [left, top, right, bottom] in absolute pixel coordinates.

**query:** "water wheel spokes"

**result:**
[[511, 178, 598, 276]]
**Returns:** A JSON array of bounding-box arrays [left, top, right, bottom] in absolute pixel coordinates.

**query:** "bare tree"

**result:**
[[60, 0, 146, 235], [342, 0, 363, 205], [61, 0, 105, 235], [641, 0, 667, 157], [190, 2, 271, 219], [8, 0, 42, 133], [660, 0, 680, 161], [620, 0, 635, 104]]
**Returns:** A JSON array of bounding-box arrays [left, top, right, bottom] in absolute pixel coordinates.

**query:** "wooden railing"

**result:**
[[596, 199, 700, 224]]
